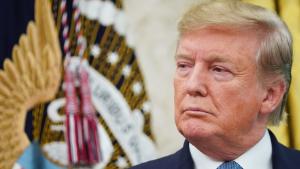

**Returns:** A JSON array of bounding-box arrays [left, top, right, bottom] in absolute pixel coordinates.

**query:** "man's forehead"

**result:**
[[175, 51, 240, 64], [180, 24, 260, 37], [176, 27, 259, 61], [177, 25, 261, 47]]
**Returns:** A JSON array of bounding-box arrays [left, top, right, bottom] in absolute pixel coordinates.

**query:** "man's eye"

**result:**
[[212, 67, 224, 72], [177, 63, 188, 68], [176, 61, 192, 69], [176, 62, 191, 77], [211, 66, 233, 81]]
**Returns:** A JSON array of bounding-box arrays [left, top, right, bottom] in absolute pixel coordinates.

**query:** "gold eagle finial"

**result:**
[[0, 0, 62, 168]]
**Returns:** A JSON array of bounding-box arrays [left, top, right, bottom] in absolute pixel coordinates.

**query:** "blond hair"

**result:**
[[178, 0, 293, 125]]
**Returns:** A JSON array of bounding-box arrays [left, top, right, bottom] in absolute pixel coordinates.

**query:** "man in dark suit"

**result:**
[[131, 0, 300, 168]]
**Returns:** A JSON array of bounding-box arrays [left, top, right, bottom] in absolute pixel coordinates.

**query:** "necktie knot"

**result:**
[[217, 161, 243, 169]]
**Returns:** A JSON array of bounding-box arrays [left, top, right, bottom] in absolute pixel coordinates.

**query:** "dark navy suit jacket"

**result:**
[[130, 131, 300, 169]]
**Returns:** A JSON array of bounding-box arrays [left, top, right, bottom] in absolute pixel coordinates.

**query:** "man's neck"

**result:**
[[189, 128, 266, 161], [189, 130, 272, 169]]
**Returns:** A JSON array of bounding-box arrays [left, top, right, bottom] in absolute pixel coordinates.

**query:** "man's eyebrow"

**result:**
[[205, 54, 232, 63], [175, 53, 240, 67], [175, 54, 193, 61]]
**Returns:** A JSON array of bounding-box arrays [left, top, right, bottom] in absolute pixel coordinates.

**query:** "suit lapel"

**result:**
[[175, 140, 195, 169], [176, 131, 300, 169], [270, 130, 296, 169]]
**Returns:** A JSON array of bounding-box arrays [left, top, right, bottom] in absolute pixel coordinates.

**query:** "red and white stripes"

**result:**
[[61, 0, 86, 61], [64, 60, 101, 166], [60, 0, 71, 59]]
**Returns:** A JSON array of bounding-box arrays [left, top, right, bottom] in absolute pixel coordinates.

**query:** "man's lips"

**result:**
[[182, 107, 213, 116]]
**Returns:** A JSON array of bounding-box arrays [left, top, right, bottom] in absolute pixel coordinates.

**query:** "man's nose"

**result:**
[[185, 66, 208, 97]]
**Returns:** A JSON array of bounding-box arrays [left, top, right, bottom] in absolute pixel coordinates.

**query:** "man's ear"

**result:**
[[260, 80, 286, 115]]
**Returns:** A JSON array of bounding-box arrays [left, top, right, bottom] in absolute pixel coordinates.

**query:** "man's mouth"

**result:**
[[182, 107, 213, 116]]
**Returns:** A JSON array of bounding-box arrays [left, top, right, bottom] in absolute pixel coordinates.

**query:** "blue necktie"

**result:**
[[217, 161, 243, 169]]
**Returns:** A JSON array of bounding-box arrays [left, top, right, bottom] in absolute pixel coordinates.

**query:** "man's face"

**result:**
[[174, 27, 266, 143]]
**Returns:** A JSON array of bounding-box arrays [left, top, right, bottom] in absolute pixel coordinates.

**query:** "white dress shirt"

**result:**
[[189, 130, 272, 169]]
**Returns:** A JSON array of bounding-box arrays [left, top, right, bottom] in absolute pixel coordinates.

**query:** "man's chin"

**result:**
[[178, 122, 216, 141]]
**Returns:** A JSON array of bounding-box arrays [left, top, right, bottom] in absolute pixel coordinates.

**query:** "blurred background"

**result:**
[[0, 0, 299, 169]]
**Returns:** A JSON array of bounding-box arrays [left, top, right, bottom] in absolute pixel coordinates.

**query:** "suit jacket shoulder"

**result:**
[[130, 131, 300, 169], [270, 131, 300, 169], [130, 141, 194, 169]]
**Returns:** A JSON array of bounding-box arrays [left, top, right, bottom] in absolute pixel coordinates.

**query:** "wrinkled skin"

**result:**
[[174, 26, 284, 160]]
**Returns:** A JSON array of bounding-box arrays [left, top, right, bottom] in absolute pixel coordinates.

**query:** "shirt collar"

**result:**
[[189, 130, 272, 169]]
